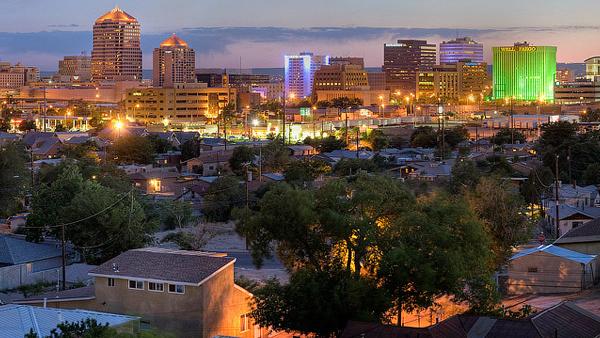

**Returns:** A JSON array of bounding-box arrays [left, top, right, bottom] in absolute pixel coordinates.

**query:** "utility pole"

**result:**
[[554, 155, 560, 238], [345, 110, 349, 145], [61, 224, 66, 290], [568, 146, 572, 186], [355, 128, 359, 159], [282, 90, 286, 145], [510, 97, 515, 144]]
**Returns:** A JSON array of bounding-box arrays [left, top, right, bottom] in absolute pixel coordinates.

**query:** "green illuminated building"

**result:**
[[493, 43, 557, 102]]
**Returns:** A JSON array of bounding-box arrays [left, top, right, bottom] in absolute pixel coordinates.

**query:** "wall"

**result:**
[[0, 258, 63, 290], [507, 251, 594, 294], [557, 241, 600, 256]]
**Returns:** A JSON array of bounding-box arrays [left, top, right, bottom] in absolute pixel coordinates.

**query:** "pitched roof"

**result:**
[[531, 302, 600, 338], [0, 235, 62, 265], [556, 218, 600, 244], [88, 248, 235, 285], [0, 304, 137, 338], [341, 321, 431, 338], [510, 244, 597, 264], [546, 205, 600, 220]]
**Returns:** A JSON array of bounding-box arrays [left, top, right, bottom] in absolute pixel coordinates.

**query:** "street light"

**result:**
[[115, 120, 123, 138]]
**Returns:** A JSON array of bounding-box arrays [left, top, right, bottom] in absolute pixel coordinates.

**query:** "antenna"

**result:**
[[112, 263, 119, 272]]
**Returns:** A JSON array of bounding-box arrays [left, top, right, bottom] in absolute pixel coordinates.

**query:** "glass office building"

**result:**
[[440, 37, 484, 64], [492, 43, 557, 102]]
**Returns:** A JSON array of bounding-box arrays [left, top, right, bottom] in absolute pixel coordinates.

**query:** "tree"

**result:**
[[111, 135, 155, 164], [538, 121, 578, 150], [448, 159, 480, 194], [260, 139, 290, 172], [180, 138, 200, 162], [521, 165, 554, 213], [251, 268, 391, 337], [582, 108, 600, 122], [201, 176, 243, 222], [147, 134, 173, 154], [160, 199, 195, 230], [583, 163, 600, 185], [443, 126, 469, 148], [467, 177, 530, 267], [284, 158, 330, 186], [363, 129, 389, 151], [54, 123, 67, 132], [160, 225, 214, 251], [229, 146, 255, 176], [304, 136, 346, 153], [0, 142, 28, 217], [333, 158, 377, 176], [378, 192, 492, 320], [19, 120, 37, 132], [410, 126, 437, 148], [330, 97, 363, 109], [490, 128, 526, 145], [25, 164, 156, 264]]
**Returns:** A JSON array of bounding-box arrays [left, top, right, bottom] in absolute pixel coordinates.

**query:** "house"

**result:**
[[0, 234, 76, 290], [173, 131, 199, 145], [53, 132, 89, 143], [16, 248, 258, 338], [287, 145, 316, 157], [262, 172, 285, 182], [321, 149, 375, 163], [0, 304, 139, 338], [155, 150, 182, 167], [545, 204, 600, 237], [506, 244, 598, 294], [0, 213, 28, 234], [379, 147, 435, 164], [0, 132, 20, 145], [543, 183, 600, 210], [22, 132, 55, 148], [183, 150, 234, 176], [402, 160, 454, 181], [148, 131, 181, 148], [129, 168, 190, 196], [341, 301, 600, 338], [555, 218, 600, 255]]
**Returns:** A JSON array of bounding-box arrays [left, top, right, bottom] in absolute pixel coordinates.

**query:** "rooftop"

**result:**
[[160, 34, 189, 48], [556, 218, 600, 244], [0, 234, 62, 265], [95, 6, 137, 23], [88, 247, 235, 285], [0, 304, 137, 338], [510, 244, 597, 265]]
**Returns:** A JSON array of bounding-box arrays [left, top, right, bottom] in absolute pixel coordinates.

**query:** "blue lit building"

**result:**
[[284, 52, 330, 99], [439, 37, 484, 64]]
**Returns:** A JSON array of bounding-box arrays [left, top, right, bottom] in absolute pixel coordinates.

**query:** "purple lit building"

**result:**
[[284, 52, 330, 99], [439, 37, 484, 64]]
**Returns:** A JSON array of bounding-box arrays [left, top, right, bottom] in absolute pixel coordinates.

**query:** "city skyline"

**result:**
[[2, 1, 600, 69]]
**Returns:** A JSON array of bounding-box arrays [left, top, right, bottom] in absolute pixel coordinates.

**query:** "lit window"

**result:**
[[168, 284, 185, 294], [528, 267, 538, 273], [128, 280, 144, 290], [148, 282, 164, 292], [108, 278, 115, 287], [240, 313, 249, 332]]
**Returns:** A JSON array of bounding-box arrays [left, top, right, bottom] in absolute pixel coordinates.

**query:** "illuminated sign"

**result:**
[[499, 46, 537, 52], [299, 107, 311, 117]]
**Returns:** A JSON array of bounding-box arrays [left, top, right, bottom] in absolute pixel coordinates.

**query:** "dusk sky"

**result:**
[[2, 0, 600, 70]]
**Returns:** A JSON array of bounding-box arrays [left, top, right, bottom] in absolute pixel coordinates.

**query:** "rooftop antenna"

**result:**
[[112, 263, 119, 272]]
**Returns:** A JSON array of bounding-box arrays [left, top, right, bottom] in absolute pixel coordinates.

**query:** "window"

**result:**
[[108, 278, 115, 287], [168, 284, 185, 294], [528, 267, 538, 273], [240, 313, 249, 332], [148, 282, 164, 292], [573, 221, 583, 228], [128, 280, 144, 290]]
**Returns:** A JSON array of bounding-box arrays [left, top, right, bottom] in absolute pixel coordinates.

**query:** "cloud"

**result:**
[[0, 26, 598, 70], [48, 24, 80, 28]]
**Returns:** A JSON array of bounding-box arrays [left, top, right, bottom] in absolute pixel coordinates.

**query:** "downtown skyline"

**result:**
[[1, 0, 600, 69]]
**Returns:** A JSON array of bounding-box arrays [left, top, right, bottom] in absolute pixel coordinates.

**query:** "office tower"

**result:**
[[329, 57, 365, 68], [313, 64, 369, 91], [153, 34, 196, 87], [284, 52, 330, 99], [367, 72, 387, 91], [493, 42, 557, 101], [91, 6, 142, 82], [0, 62, 39, 89], [439, 37, 484, 64], [383, 40, 436, 94], [585, 57, 600, 82], [417, 61, 489, 103], [57, 55, 92, 82]]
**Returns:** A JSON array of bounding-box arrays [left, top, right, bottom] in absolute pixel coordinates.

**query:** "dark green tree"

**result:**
[[147, 134, 173, 154], [410, 126, 437, 148], [443, 125, 469, 148], [201, 176, 243, 222], [260, 139, 290, 172], [333, 158, 377, 176], [229, 146, 255, 176], [19, 120, 37, 132], [111, 135, 155, 164], [583, 163, 600, 185], [0, 142, 29, 217], [448, 159, 480, 194], [284, 158, 330, 186], [490, 128, 526, 145], [304, 136, 346, 153], [582, 108, 600, 122]]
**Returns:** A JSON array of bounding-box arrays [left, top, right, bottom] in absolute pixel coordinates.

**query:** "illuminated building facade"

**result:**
[[555, 81, 600, 105], [0, 62, 40, 90], [92, 6, 142, 82], [313, 64, 369, 91], [417, 61, 489, 103], [284, 52, 330, 99], [153, 34, 196, 87], [57, 56, 92, 82], [556, 68, 575, 84], [493, 43, 557, 101], [124, 84, 236, 126], [329, 57, 365, 68], [585, 57, 600, 82], [383, 40, 436, 94], [439, 37, 484, 64]]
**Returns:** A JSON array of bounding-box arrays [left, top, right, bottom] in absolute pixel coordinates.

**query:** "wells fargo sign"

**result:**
[[499, 46, 537, 52]]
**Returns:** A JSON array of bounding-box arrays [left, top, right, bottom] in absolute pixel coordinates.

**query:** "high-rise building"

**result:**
[[417, 61, 489, 103], [91, 6, 142, 82], [153, 34, 196, 87], [313, 64, 369, 92], [556, 68, 575, 84], [0, 62, 39, 90], [555, 81, 600, 105], [383, 40, 436, 94], [493, 42, 557, 101], [284, 52, 330, 99], [329, 57, 365, 68], [585, 57, 600, 82], [57, 55, 92, 82], [439, 37, 484, 64]]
